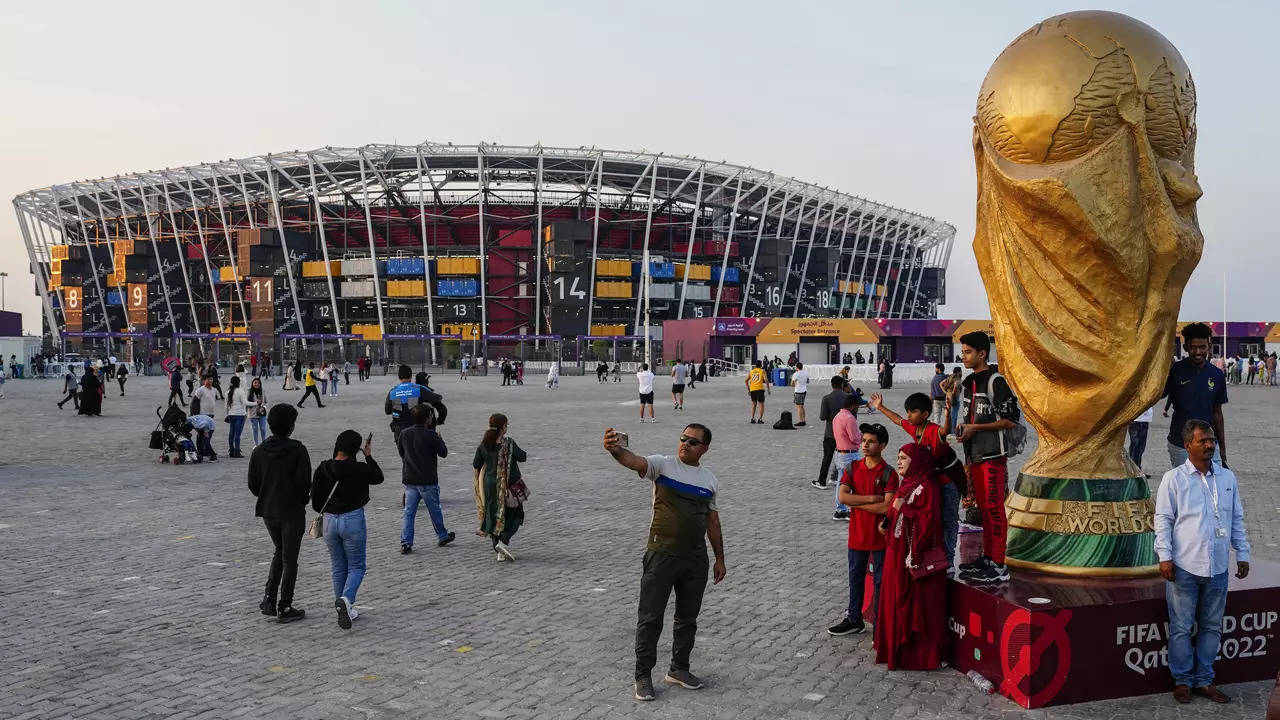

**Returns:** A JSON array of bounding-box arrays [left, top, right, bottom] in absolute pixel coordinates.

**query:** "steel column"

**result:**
[[13, 204, 59, 336], [533, 148, 544, 344], [201, 177, 250, 335], [127, 183, 179, 337], [838, 210, 872, 318], [413, 147, 438, 364], [357, 152, 387, 342], [740, 188, 783, 317], [710, 174, 744, 319], [676, 165, 706, 320], [475, 149, 489, 350], [306, 156, 347, 354], [584, 152, 604, 339], [265, 166, 309, 343], [792, 199, 838, 317], [84, 185, 131, 330]]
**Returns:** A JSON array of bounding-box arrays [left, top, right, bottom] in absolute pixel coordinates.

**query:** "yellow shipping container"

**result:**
[[595, 281, 632, 298], [439, 257, 480, 275], [595, 259, 631, 277], [401, 280, 425, 296], [675, 263, 711, 281], [590, 324, 626, 336], [302, 260, 340, 278], [350, 324, 383, 341], [51, 245, 69, 260], [219, 266, 238, 283], [114, 239, 135, 256]]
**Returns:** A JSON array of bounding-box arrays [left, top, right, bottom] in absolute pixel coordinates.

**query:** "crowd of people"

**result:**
[[11, 324, 1259, 706]]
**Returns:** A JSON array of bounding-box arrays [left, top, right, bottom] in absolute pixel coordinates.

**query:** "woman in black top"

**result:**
[[78, 366, 103, 416], [116, 363, 129, 396], [311, 429, 383, 629]]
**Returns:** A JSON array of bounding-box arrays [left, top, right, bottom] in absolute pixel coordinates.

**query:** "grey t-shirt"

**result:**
[[673, 364, 688, 384]]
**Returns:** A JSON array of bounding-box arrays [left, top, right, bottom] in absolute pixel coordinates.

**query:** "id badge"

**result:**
[[1215, 527, 1226, 538]]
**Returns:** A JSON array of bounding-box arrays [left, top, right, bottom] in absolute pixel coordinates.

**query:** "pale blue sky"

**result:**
[[2, 0, 1275, 331]]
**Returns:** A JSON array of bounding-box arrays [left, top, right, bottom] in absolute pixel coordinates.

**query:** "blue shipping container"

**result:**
[[710, 266, 740, 283]]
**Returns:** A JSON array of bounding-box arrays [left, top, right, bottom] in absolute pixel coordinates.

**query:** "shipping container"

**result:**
[[594, 259, 631, 277], [341, 257, 374, 276], [437, 257, 481, 275], [710, 266, 740, 284], [685, 284, 712, 301], [595, 280, 633, 299], [589, 324, 626, 336], [302, 260, 342, 278], [650, 282, 676, 300]]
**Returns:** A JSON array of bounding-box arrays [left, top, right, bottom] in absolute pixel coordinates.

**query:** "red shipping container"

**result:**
[[718, 286, 741, 303], [672, 241, 703, 256], [720, 306, 740, 317], [185, 243, 204, 260]]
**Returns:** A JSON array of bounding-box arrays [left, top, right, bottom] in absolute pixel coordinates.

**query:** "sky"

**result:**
[[2, 0, 1276, 333]]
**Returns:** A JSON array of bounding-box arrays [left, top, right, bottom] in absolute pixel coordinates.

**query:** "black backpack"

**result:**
[[772, 411, 794, 430]]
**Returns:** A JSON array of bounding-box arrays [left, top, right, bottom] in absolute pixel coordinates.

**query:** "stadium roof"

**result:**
[[12, 142, 955, 254]]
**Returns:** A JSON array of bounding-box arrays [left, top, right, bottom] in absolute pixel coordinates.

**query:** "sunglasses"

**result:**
[[678, 434, 706, 448]]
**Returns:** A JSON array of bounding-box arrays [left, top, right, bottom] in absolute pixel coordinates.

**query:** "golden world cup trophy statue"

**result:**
[[973, 11, 1203, 575]]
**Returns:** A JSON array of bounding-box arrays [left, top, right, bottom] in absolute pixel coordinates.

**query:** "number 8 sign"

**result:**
[[66, 287, 81, 310]]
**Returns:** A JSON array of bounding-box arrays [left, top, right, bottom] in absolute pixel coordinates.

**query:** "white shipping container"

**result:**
[[342, 257, 374, 276], [649, 282, 676, 300], [685, 284, 711, 301], [341, 280, 375, 297]]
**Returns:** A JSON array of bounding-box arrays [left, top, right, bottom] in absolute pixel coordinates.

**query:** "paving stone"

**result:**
[[0, 371, 1274, 718]]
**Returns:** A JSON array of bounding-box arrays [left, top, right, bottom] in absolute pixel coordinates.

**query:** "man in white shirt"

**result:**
[[671, 359, 688, 411], [192, 375, 219, 419], [791, 362, 811, 427], [636, 363, 656, 423], [1153, 419, 1250, 705]]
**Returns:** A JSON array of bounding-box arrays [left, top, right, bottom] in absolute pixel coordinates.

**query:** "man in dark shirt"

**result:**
[[603, 423, 726, 702], [812, 376, 849, 489], [956, 331, 1021, 584], [929, 362, 947, 425], [247, 404, 312, 624], [1162, 322, 1228, 469], [397, 404, 453, 554]]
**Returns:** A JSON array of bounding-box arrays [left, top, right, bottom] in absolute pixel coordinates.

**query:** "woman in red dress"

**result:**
[[875, 442, 948, 670]]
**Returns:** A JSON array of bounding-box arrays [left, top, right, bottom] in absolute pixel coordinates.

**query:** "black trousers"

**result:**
[[58, 390, 79, 408], [818, 437, 836, 486], [168, 388, 186, 406], [635, 550, 708, 679], [263, 516, 305, 609], [298, 386, 323, 407]]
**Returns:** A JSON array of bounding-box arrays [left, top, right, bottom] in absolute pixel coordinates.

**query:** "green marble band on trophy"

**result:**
[[1005, 475, 1159, 576]]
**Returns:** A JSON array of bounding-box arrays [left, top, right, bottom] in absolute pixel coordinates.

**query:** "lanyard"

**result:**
[[1195, 468, 1221, 529]]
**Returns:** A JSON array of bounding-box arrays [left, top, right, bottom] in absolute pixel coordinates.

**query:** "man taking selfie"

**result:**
[[603, 424, 726, 702]]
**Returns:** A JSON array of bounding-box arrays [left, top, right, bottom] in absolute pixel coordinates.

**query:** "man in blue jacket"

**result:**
[[385, 364, 447, 442]]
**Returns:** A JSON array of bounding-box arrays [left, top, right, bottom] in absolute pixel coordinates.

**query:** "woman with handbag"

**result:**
[[310, 430, 383, 630], [225, 376, 249, 458], [247, 377, 269, 448], [471, 413, 530, 562], [875, 442, 947, 671]]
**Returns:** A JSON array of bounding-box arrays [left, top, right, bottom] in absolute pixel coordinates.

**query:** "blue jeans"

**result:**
[[401, 484, 448, 546], [1165, 567, 1228, 687], [250, 415, 267, 444], [941, 481, 959, 566], [196, 429, 215, 458], [1127, 422, 1149, 469], [830, 450, 860, 511], [323, 508, 368, 604], [330, 377, 339, 396], [848, 548, 885, 624], [948, 403, 960, 434], [227, 415, 245, 453]]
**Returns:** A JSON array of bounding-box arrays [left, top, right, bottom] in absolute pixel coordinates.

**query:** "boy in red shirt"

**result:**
[[827, 422, 897, 636], [870, 391, 962, 574]]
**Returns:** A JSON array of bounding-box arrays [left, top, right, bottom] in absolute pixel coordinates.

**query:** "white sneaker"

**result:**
[[348, 603, 359, 621], [496, 552, 509, 562], [495, 541, 516, 562]]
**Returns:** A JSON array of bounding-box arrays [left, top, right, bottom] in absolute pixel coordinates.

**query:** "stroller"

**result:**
[[151, 405, 197, 464]]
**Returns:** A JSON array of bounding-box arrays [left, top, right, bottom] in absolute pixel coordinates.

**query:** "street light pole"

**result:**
[[0, 272, 8, 310]]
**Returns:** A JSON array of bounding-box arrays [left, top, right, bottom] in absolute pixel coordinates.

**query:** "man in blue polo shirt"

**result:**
[[385, 364, 447, 443], [1161, 323, 1228, 469]]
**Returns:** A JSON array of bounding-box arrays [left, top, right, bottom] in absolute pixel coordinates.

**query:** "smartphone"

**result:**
[[366, 432, 373, 445], [615, 431, 629, 449]]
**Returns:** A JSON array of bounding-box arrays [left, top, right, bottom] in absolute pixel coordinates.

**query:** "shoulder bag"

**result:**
[[309, 477, 340, 539]]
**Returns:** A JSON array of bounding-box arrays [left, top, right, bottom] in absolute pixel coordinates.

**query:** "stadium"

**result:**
[[12, 142, 955, 365]]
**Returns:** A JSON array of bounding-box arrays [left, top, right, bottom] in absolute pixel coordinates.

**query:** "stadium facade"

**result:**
[[12, 143, 955, 361]]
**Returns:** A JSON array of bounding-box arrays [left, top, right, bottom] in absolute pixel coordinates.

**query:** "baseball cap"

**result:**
[[859, 422, 889, 443]]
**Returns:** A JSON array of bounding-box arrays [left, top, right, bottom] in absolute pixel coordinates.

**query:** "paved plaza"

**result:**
[[2, 369, 1277, 719]]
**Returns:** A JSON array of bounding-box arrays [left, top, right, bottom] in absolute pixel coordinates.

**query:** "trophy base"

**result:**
[[1004, 473, 1158, 576]]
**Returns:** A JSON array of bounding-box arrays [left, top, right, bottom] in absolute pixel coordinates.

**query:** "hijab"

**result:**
[[897, 442, 937, 494]]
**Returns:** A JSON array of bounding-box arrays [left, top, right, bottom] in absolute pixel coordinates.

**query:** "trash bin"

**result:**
[[771, 367, 792, 387]]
